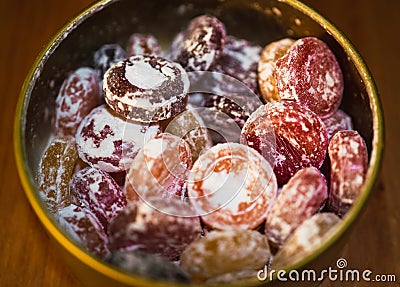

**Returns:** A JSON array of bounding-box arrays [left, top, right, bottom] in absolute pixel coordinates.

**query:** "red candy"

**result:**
[[275, 37, 344, 118], [327, 130, 368, 216], [76, 104, 160, 173], [57, 204, 110, 258], [265, 167, 328, 249], [55, 67, 101, 137], [126, 33, 162, 57], [70, 167, 126, 231], [322, 109, 353, 140], [108, 198, 202, 260], [168, 15, 226, 71], [187, 143, 278, 230], [241, 100, 328, 185]]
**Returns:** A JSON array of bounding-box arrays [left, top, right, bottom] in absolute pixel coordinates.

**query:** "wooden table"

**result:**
[[1, 0, 399, 286]]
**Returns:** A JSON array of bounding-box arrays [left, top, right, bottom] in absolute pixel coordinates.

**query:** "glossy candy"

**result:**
[[265, 167, 328, 249], [187, 143, 278, 230], [93, 44, 127, 79], [108, 198, 201, 260], [76, 104, 160, 173], [55, 67, 101, 137], [36, 137, 78, 214], [241, 100, 328, 185], [168, 15, 226, 71], [126, 33, 162, 57], [103, 55, 189, 122], [271, 213, 341, 269], [327, 130, 368, 216], [57, 204, 110, 258], [257, 38, 295, 102], [180, 230, 271, 282], [106, 250, 190, 283], [124, 133, 192, 203], [275, 37, 344, 118], [322, 109, 353, 140], [70, 167, 126, 231]]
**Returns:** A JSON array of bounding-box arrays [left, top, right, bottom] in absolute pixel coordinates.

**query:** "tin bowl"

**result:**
[[14, 0, 384, 286]]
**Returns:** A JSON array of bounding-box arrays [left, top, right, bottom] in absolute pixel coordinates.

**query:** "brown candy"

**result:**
[[36, 137, 78, 214], [265, 167, 328, 249], [126, 33, 162, 57], [327, 130, 368, 216]]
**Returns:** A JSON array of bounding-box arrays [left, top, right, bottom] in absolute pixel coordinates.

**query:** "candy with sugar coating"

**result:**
[[180, 230, 271, 282], [55, 67, 101, 137], [265, 167, 328, 249], [94, 43, 127, 79], [103, 55, 189, 122], [36, 137, 78, 214], [275, 37, 344, 118], [108, 198, 201, 260], [70, 166, 126, 231], [322, 109, 353, 140], [327, 130, 368, 216], [126, 33, 162, 57], [76, 104, 160, 173], [187, 142, 278, 230]]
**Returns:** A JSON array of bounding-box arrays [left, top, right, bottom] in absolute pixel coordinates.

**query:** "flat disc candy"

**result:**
[[76, 104, 160, 173], [103, 55, 189, 122], [187, 143, 278, 230], [36, 137, 78, 214], [241, 100, 328, 185], [108, 198, 202, 260]]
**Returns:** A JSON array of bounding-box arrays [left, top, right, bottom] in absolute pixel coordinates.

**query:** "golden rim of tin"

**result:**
[[14, 0, 384, 286]]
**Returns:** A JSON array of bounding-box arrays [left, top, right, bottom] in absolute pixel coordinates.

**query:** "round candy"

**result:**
[[126, 33, 162, 57], [76, 104, 160, 173], [168, 15, 226, 72], [327, 130, 368, 216], [57, 204, 110, 258], [214, 35, 262, 92], [187, 142, 278, 230], [106, 250, 190, 283], [257, 38, 295, 102], [275, 37, 344, 118], [103, 55, 189, 122], [241, 100, 328, 185], [322, 109, 353, 140], [124, 133, 192, 203], [180, 230, 271, 282], [93, 43, 127, 79], [108, 198, 202, 260], [70, 167, 126, 231], [36, 137, 78, 214], [265, 167, 328, 249], [55, 67, 101, 137]]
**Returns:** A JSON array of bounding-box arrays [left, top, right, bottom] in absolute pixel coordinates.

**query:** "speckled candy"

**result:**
[[55, 67, 101, 137], [36, 137, 78, 214], [76, 104, 160, 173], [124, 133, 192, 203], [103, 55, 189, 122], [275, 37, 344, 118], [70, 167, 126, 231], [108, 198, 202, 260], [106, 250, 190, 283], [257, 38, 295, 102], [93, 43, 127, 79], [57, 204, 110, 258], [187, 143, 278, 230], [241, 100, 328, 185], [126, 33, 162, 57], [265, 167, 328, 249], [271, 213, 341, 269], [327, 130, 368, 216], [180, 230, 271, 282], [168, 15, 226, 72], [322, 109, 353, 140]]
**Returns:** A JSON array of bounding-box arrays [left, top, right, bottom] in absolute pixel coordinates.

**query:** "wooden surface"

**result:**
[[0, 0, 399, 286]]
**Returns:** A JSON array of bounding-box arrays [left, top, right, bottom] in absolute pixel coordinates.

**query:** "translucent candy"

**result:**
[[36, 137, 78, 214], [180, 230, 271, 282], [322, 109, 353, 140]]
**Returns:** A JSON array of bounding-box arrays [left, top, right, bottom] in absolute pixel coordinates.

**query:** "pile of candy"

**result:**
[[36, 14, 368, 284]]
